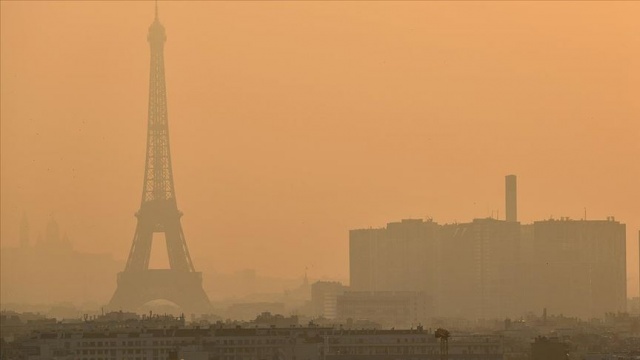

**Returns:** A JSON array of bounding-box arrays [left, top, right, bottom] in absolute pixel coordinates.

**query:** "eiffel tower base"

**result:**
[[108, 270, 211, 315]]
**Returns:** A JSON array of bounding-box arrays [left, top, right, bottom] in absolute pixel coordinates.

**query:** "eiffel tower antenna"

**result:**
[[155, 0, 159, 20]]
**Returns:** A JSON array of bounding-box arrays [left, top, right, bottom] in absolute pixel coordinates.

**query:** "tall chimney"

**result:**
[[505, 175, 517, 222]]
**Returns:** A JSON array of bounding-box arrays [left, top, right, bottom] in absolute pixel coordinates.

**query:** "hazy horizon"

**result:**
[[2, 1, 639, 303]]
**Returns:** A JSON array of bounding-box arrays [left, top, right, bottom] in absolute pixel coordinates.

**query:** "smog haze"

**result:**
[[1, 1, 639, 307]]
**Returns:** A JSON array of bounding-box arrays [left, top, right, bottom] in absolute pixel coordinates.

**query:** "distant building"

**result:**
[[0, 245, 122, 305], [252, 312, 299, 328], [531, 218, 627, 319], [349, 216, 626, 320], [505, 175, 517, 222], [627, 297, 640, 315], [348, 177, 628, 320], [34, 215, 73, 251], [337, 291, 432, 328], [19, 213, 29, 248], [311, 281, 345, 319], [350, 219, 439, 294], [0, 311, 184, 339], [226, 302, 285, 322], [440, 218, 522, 319], [349, 217, 521, 320], [45, 216, 61, 245]]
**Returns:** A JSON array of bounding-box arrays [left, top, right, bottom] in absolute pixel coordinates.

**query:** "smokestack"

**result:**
[[505, 175, 517, 222]]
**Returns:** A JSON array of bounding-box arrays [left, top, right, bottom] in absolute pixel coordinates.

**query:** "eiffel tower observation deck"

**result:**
[[108, 3, 211, 314]]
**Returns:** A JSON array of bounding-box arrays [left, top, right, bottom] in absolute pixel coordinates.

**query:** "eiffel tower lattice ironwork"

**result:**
[[108, 5, 211, 314]]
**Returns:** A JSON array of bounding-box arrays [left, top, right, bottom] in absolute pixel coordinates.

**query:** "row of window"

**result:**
[[77, 348, 172, 355], [326, 345, 500, 355], [74, 340, 184, 348]]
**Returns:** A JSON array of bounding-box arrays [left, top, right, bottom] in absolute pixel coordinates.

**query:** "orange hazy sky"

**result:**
[[2, 2, 639, 294]]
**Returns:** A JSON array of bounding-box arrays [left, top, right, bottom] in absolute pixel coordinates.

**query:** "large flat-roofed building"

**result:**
[[349, 218, 524, 320], [349, 216, 627, 320], [349, 227, 385, 292], [349, 219, 439, 294], [532, 218, 627, 319], [439, 218, 522, 320], [348, 175, 627, 321]]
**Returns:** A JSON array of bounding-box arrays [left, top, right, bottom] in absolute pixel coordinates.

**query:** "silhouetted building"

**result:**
[[45, 216, 60, 245], [226, 302, 285, 322], [311, 281, 345, 319], [531, 218, 626, 319], [349, 176, 628, 320], [30, 215, 73, 251], [505, 175, 517, 222], [337, 291, 431, 328], [518, 224, 537, 313], [252, 312, 299, 327], [0, 245, 122, 305], [19, 213, 29, 248], [350, 219, 439, 294], [350, 218, 521, 320], [439, 218, 522, 319]]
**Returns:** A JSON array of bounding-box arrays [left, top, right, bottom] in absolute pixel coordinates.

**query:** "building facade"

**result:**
[[311, 281, 346, 320], [336, 291, 432, 328], [349, 219, 439, 294], [531, 218, 627, 319], [6, 326, 504, 360], [349, 217, 627, 321]]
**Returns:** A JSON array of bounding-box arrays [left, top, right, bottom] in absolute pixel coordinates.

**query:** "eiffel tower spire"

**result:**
[[143, 1, 173, 205], [109, 4, 211, 314]]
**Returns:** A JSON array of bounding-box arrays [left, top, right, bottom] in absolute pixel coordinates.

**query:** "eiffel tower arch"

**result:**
[[108, 4, 211, 315]]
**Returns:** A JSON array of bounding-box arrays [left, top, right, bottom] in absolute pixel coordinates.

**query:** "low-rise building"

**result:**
[[4, 325, 504, 360], [336, 291, 432, 328]]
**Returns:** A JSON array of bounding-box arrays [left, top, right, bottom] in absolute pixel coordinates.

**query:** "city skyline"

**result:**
[[1, 0, 639, 299]]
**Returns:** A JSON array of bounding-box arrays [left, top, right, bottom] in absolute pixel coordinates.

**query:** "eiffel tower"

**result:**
[[108, 4, 211, 314]]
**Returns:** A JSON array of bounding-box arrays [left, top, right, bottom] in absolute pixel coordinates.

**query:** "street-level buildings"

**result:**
[[6, 326, 504, 360]]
